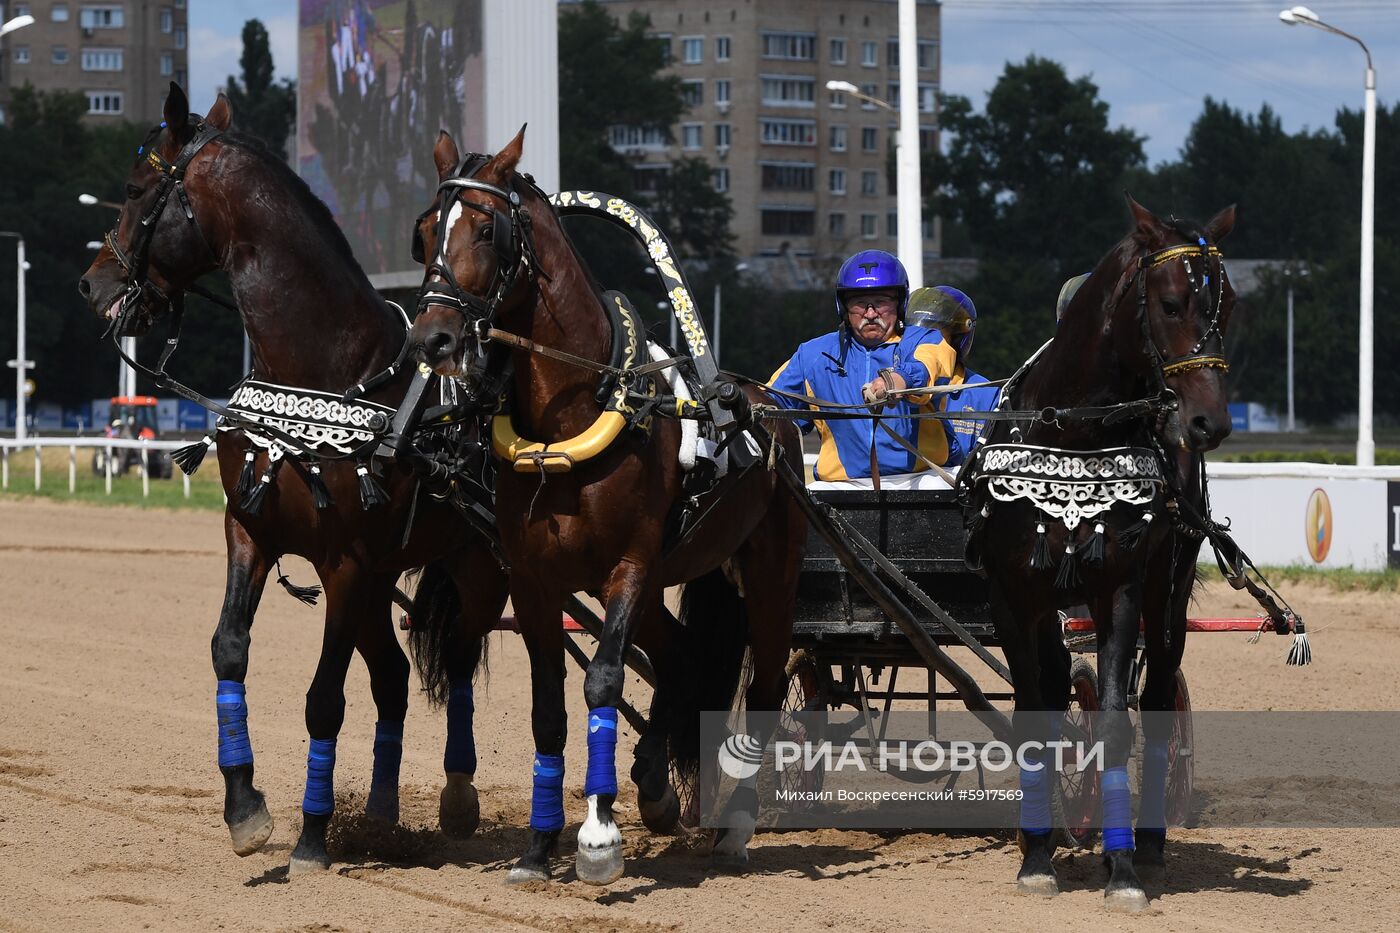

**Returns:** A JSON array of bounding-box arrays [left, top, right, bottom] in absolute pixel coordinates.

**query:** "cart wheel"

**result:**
[[668, 648, 755, 832], [1054, 657, 1101, 850], [1164, 668, 1194, 827], [770, 650, 830, 807]]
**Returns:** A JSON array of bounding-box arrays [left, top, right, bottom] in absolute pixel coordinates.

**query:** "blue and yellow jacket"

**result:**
[[767, 325, 958, 481], [937, 364, 1001, 466]]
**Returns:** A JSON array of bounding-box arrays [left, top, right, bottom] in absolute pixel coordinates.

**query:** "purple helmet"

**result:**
[[834, 249, 909, 324], [908, 285, 976, 359]]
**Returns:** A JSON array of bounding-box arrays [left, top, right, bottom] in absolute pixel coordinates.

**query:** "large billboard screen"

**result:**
[[297, 0, 485, 278]]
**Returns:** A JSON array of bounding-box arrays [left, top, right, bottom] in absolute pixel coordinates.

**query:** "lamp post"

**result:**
[[0, 232, 32, 440], [78, 193, 140, 398], [826, 53, 926, 290], [712, 262, 749, 365], [1279, 5, 1376, 465], [0, 13, 35, 38], [1281, 265, 1309, 433]]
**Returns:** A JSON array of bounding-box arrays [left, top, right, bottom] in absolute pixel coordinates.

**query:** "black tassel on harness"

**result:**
[[1030, 522, 1052, 570], [357, 464, 388, 510], [240, 462, 279, 516], [275, 560, 321, 607], [306, 463, 333, 510], [967, 502, 990, 536], [1116, 510, 1154, 552], [1081, 522, 1106, 566], [172, 435, 215, 475], [1054, 542, 1081, 589], [236, 449, 257, 498], [1286, 617, 1312, 666]]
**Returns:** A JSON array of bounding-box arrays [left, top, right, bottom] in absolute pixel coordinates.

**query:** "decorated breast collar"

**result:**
[[973, 444, 1163, 531], [220, 380, 395, 457]]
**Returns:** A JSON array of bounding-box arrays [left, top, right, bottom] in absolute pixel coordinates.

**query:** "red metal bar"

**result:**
[[495, 615, 588, 633], [1062, 617, 1268, 634]]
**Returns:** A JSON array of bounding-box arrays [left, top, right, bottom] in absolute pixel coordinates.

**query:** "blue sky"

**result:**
[[192, 1, 1398, 165]]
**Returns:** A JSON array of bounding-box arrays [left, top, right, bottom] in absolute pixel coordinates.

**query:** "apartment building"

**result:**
[[587, 0, 941, 265], [0, 1, 188, 125]]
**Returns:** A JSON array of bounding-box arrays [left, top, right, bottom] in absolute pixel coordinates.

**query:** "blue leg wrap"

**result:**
[[1102, 765, 1133, 852], [585, 707, 619, 798], [371, 720, 403, 793], [215, 680, 254, 768], [444, 679, 477, 775], [1019, 764, 1053, 834], [530, 752, 565, 832], [302, 738, 337, 816], [1138, 739, 1170, 831]]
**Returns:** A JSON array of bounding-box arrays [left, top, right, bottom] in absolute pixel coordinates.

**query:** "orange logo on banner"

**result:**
[[1305, 488, 1332, 563]]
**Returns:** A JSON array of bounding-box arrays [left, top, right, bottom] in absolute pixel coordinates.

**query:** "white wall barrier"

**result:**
[[0, 437, 201, 500]]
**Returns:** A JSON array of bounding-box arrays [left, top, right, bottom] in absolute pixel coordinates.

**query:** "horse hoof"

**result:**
[[711, 849, 750, 874], [1016, 873, 1060, 897], [575, 843, 625, 886], [638, 786, 681, 835], [228, 801, 274, 857], [1104, 887, 1149, 913], [288, 853, 332, 877], [506, 863, 550, 885], [365, 789, 399, 825], [439, 774, 480, 839]]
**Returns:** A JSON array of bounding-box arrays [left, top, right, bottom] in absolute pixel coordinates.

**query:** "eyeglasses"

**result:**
[[845, 294, 898, 314]]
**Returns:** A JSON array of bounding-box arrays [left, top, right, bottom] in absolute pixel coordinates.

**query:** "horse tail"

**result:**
[[670, 566, 750, 779], [406, 560, 486, 707]]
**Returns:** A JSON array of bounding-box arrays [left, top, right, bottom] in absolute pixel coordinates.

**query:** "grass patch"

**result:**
[[1201, 562, 1400, 593], [1215, 449, 1400, 465], [0, 446, 225, 511]]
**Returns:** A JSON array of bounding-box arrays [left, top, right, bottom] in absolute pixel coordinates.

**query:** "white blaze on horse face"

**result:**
[[431, 201, 465, 281]]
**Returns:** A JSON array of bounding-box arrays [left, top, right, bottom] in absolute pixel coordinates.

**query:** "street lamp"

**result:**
[[1281, 264, 1310, 433], [712, 262, 749, 365], [1279, 5, 1376, 466], [0, 232, 32, 440], [78, 193, 123, 210], [0, 14, 35, 38], [827, 19, 926, 293]]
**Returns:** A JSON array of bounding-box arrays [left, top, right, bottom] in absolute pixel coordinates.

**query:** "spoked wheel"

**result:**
[[1164, 668, 1194, 826], [667, 648, 756, 833], [768, 650, 832, 808], [1054, 657, 1101, 849]]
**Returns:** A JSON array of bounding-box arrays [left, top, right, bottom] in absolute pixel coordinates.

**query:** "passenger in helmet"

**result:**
[[767, 250, 958, 485], [907, 285, 999, 465], [1056, 272, 1091, 325]]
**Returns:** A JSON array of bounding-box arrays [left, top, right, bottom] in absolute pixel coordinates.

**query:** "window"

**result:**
[[861, 170, 878, 196], [828, 90, 846, 109], [888, 212, 899, 237], [175, 26, 186, 49], [160, 8, 173, 33], [761, 208, 815, 237], [713, 168, 729, 193], [888, 39, 900, 69], [652, 33, 672, 65], [715, 36, 730, 61], [862, 127, 878, 152], [175, 0, 185, 7], [919, 127, 937, 153], [608, 125, 668, 150], [759, 118, 815, 146], [828, 125, 847, 151], [918, 40, 937, 70], [13, 3, 30, 16], [830, 38, 846, 65], [86, 91, 123, 114], [680, 79, 703, 108], [51, 4, 69, 22], [51, 46, 69, 64], [681, 36, 702, 64], [828, 212, 846, 236], [860, 83, 879, 110], [714, 79, 730, 106], [760, 75, 814, 108], [81, 48, 123, 71], [889, 83, 901, 109], [175, 68, 186, 86], [761, 162, 814, 192], [79, 5, 123, 29], [761, 32, 815, 61], [714, 123, 731, 148], [13, 46, 30, 64], [160, 52, 173, 76], [861, 41, 878, 67], [681, 123, 703, 150], [861, 213, 878, 238], [631, 165, 669, 193], [919, 84, 936, 114], [828, 169, 846, 195]]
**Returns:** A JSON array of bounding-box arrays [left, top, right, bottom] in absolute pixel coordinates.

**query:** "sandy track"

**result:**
[[0, 499, 1396, 932]]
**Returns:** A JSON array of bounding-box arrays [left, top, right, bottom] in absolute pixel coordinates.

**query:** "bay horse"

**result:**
[[964, 197, 1236, 911], [405, 128, 807, 884], [77, 84, 509, 876]]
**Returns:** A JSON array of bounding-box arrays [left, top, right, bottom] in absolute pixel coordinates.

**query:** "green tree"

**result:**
[[224, 19, 297, 160]]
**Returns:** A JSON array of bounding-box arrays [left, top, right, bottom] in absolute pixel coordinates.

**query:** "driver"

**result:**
[[907, 285, 999, 465], [767, 250, 958, 485]]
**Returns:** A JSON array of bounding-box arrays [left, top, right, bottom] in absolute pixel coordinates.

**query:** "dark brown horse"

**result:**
[[77, 85, 508, 876], [965, 197, 1235, 911], [406, 128, 807, 884]]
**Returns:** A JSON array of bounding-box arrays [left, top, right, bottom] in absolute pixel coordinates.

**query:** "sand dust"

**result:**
[[0, 498, 1396, 931]]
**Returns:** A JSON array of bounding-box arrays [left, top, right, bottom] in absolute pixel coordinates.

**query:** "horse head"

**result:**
[[409, 127, 534, 381], [78, 83, 231, 336], [1100, 196, 1237, 452]]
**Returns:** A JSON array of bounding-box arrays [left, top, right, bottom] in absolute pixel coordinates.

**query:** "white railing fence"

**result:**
[[0, 436, 205, 499]]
